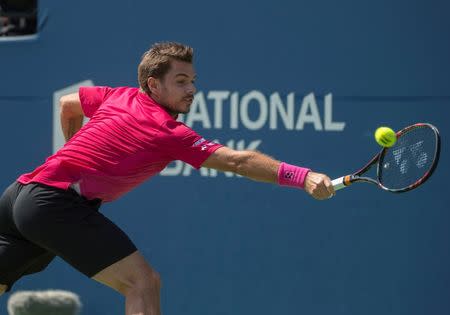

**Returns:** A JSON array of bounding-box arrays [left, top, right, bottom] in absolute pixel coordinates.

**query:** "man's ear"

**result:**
[[147, 77, 160, 96]]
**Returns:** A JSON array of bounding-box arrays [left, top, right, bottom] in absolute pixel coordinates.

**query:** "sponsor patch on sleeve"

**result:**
[[192, 138, 206, 147]]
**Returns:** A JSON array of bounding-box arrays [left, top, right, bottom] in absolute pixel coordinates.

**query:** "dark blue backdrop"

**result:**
[[1, 1, 449, 314]]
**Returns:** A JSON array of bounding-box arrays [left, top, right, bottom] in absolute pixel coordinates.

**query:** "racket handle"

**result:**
[[331, 176, 350, 191]]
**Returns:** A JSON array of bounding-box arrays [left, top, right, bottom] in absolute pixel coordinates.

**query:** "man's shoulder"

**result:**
[[159, 119, 197, 139], [108, 86, 139, 96]]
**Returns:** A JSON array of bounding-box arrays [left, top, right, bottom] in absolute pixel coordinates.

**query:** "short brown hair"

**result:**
[[138, 42, 194, 95]]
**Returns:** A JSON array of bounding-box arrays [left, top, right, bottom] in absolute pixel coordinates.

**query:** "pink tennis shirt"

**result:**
[[18, 86, 223, 202]]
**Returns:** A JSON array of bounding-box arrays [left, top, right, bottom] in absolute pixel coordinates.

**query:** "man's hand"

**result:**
[[304, 171, 335, 200]]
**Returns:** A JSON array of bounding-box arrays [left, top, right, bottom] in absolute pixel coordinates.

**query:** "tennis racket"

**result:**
[[332, 123, 441, 193]]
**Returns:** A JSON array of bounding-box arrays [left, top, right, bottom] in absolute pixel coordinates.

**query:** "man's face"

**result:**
[[149, 59, 196, 116]]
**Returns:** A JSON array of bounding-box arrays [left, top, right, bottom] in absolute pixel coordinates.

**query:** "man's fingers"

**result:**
[[305, 172, 336, 200], [324, 178, 335, 197], [317, 177, 335, 200]]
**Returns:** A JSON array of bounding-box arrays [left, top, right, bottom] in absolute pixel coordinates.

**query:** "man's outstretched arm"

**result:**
[[201, 146, 335, 200], [60, 93, 85, 142]]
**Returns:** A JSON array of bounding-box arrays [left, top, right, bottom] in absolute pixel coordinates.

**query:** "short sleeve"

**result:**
[[79, 86, 112, 118], [162, 121, 223, 169]]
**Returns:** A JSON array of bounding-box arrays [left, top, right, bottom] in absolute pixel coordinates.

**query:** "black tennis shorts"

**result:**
[[0, 181, 137, 292]]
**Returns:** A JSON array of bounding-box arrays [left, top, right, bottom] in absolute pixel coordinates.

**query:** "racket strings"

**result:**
[[378, 126, 438, 190]]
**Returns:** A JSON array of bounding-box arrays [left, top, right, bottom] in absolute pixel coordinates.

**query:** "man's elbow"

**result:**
[[59, 96, 83, 119], [59, 101, 75, 119]]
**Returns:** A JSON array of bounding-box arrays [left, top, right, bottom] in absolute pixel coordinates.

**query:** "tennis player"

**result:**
[[0, 42, 335, 315]]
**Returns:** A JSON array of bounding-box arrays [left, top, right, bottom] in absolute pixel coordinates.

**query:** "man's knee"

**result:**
[[0, 284, 7, 295], [123, 270, 161, 296], [92, 251, 161, 296]]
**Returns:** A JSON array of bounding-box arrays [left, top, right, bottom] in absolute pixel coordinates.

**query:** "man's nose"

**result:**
[[186, 83, 196, 95]]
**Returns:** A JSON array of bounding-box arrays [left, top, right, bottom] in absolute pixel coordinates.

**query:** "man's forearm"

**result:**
[[202, 147, 280, 183], [234, 150, 280, 183], [59, 93, 85, 142], [61, 115, 83, 142]]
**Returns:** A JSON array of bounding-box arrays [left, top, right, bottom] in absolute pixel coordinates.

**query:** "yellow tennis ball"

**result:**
[[374, 126, 397, 147]]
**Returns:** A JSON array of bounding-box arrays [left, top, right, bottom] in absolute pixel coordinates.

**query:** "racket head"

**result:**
[[377, 123, 440, 192]]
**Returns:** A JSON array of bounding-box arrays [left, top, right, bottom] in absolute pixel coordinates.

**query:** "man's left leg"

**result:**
[[0, 236, 55, 295], [0, 182, 56, 294]]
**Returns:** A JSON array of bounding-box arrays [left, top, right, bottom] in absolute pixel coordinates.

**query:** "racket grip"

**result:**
[[331, 176, 349, 191]]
